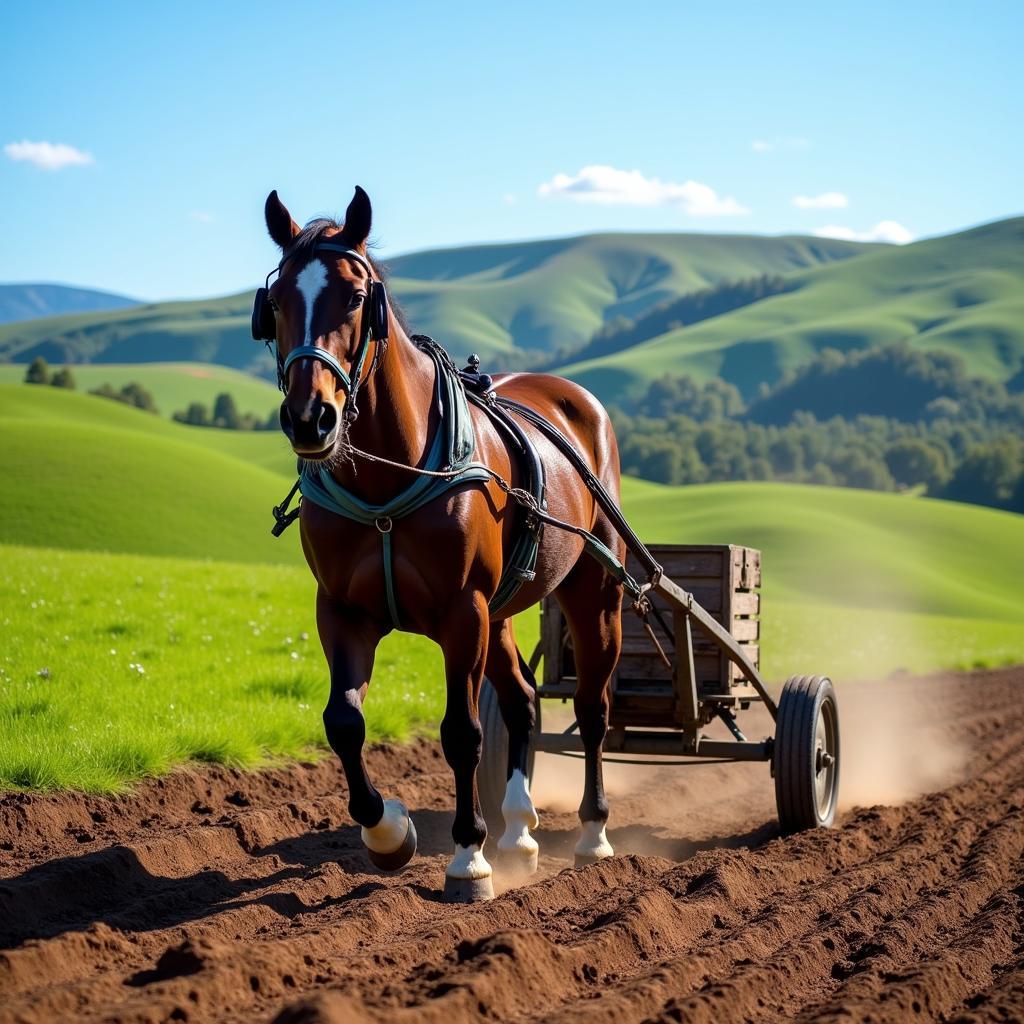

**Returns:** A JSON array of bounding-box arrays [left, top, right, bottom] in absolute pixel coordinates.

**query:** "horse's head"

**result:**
[[258, 187, 384, 460]]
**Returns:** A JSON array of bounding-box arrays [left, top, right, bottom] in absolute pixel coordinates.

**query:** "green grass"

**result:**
[[0, 544, 446, 791], [0, 362, 280, 420], [0, 385, 297, 561], [562, 216, 1024, 401], [1, 386, 1022, 791], [0, 232, 873, 366]]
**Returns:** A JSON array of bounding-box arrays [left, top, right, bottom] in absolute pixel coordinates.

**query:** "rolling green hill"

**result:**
[[2, 384, 1021, 630], [0, 232, 874, 368], [0, 362, 280, 420], [561, 216, 1024, 401], [2, 385, 1021, 790], [0, 385, 298, 562]]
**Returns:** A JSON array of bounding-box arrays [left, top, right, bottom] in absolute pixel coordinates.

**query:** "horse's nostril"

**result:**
[[318, 401, 337, 440], [279, 403, 294, 439]]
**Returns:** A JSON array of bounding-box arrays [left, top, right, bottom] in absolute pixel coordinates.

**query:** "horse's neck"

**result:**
[[331, 321, 438, 503]]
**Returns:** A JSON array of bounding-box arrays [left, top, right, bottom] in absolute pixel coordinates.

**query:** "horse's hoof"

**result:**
[[443, 873, 495, 903], [574, 821, 613, 869], [367, 815, 417, 872], [495, 845, 539, 881]]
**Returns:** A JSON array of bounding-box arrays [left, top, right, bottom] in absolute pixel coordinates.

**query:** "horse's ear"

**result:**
[[265, 190, 300, 249], [340, 186, 372, 248]]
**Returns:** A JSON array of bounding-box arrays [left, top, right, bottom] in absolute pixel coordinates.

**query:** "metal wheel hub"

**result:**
[[813, 700, 839, 818]]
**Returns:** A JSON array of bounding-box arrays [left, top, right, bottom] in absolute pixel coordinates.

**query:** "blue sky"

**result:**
[[2, 0, 1020, 300]]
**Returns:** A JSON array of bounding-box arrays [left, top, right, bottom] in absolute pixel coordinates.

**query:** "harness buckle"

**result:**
[[375, 516, 393, 534]]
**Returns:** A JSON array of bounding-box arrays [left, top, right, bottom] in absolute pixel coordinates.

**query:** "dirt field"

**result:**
[[2, 666, 1022, 1023]]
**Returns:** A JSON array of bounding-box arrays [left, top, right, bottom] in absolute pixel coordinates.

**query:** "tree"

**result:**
[[884, 439, 949, 492], [830, 448, 895, 491], [120, 382, 158, 413], [768, 436, 804, 477], [212, 392, 240, 429], [25, 356, 50, 385], [943, 440, 1023, 509], [173, 402, 211, 426], [50, 367, 76, 389], [89, 381, 158, 413]]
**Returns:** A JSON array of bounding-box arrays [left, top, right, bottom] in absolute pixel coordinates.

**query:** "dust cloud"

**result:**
[[836, 675, 969, 809]]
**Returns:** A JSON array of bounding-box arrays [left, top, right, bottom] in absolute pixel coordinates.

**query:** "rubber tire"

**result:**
[[774, 675, 840, 832], [478, 676, 539, 827]]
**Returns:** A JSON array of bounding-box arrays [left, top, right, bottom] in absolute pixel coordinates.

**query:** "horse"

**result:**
[[258, 186, 625, 902]]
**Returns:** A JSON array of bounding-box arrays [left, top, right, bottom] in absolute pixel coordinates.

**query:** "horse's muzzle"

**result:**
[[280, 397, 339, 458]]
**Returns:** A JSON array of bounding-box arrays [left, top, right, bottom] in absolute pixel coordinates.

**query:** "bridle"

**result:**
[[251, 243, 390, 422]]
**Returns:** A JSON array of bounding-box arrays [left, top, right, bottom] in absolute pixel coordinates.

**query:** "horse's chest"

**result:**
[[300, 496, 493, 621]]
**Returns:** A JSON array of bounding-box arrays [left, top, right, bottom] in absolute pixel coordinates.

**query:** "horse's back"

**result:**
[[488, 371, 621, 493]]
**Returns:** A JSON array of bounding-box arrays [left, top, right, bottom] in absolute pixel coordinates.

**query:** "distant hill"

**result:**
[[560, 216, 1024, 402], [0, 283, 140, 324], [0, 361, 280, 421], [0, 232, 874, 369]]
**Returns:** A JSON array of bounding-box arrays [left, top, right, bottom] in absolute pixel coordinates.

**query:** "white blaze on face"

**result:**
[[294, 260, 328, 345]]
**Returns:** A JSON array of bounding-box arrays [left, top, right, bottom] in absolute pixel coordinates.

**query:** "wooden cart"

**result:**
[[479, 544, 840, 833]]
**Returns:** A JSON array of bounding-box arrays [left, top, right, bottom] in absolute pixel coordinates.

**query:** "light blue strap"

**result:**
[[282, 345, 352, 394], [381, 528, 401, 629]]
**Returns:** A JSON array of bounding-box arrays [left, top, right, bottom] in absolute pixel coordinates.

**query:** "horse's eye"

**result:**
[[349, 292, 365, 310]]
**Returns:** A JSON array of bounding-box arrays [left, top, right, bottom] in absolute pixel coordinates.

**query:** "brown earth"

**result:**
[[1, 666, 1023, 1023]]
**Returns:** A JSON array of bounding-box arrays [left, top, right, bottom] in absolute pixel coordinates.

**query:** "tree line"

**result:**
[[612, 344, 1024, 513], [22, 356, 273, 429]]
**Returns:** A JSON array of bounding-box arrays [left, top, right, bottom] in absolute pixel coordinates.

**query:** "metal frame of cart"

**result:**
[[479, 544, 840, 833]]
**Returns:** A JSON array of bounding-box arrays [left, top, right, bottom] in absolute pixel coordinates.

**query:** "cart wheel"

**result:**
[[478, 677, 539, 826], [774, 675, 840, 831]]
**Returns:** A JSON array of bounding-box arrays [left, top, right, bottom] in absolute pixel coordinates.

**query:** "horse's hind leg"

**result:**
[[485, 618, 540, 880], [317, 592, 417, 871], [555, 549, 623, 867]]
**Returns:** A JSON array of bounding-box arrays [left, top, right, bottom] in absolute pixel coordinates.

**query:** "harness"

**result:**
[[255, 243, 645, 629]]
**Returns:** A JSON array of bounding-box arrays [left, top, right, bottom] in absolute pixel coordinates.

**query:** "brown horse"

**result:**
[[262, 187, 624, 901]]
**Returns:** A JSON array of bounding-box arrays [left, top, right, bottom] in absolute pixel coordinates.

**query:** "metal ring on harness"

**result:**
[[375, 516, 393, 534]]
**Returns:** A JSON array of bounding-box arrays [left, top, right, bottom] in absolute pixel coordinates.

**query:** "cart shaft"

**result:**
[[535, 729, 772, 762]]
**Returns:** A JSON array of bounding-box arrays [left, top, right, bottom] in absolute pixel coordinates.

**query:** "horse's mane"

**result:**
[[289, 218, 411, 333]]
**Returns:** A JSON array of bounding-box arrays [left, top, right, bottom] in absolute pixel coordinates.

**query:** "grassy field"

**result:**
[[0, 232, 873, 366], [1, 387, 1021, 791], [0, 544, 447, 791], [0, 362, 280, 420], [0, 386, 298, 562], [562, 216, 1024, 401]]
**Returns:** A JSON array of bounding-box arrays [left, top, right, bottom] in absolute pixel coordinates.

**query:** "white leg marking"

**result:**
[[575, 820, 614, 860], [295, 260, 328, 345], [446, 844, 492, 880], [497, 769, 540, 859], [361, 798, 410, 855]]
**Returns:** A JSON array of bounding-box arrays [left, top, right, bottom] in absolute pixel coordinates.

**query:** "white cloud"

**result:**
[[538, 165, 748, 216], [751, 137, 811, 154], [188, 211, 214, 223], [813, 220, 915, 245], [4, 140, 93, 171], [793, 191, 849, 209]]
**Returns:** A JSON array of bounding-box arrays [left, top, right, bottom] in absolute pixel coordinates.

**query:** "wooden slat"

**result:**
[[539, 543, 761, 704]]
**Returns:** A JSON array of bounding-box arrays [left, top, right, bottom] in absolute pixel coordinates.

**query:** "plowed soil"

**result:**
[[2, 666, 1023, 1023]]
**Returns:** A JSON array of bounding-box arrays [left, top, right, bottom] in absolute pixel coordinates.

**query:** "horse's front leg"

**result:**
[[317, 591, 417, 871], [439, 591, 494, 903]]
